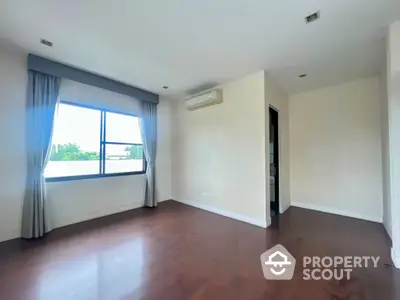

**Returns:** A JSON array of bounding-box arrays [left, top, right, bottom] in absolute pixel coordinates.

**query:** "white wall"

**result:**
[[155, 99, 172, 203], [0, 49, 172, 242], [0, 50, 27, 242], [173, 71, 268, 226], [265, 76, 290, 213], [380, 57, 392, 237], [47, 175, 146, 228], [389, 22, 400, 76], [170, 100, 179, 201], [289, 77, 384, 222], [387, 21, 400, 267]]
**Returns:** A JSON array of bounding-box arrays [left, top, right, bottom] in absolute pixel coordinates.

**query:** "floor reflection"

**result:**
[[35, 239, 144, 300]]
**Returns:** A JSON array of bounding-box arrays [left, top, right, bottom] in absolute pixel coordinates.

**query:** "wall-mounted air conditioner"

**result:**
[[185, 89, 223, 111]]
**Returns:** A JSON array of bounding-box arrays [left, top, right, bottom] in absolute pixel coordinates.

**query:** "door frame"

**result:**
[[269, 105, 282, 215]]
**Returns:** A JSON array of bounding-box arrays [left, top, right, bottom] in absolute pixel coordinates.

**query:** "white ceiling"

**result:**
[[0, 0, 399, 97]]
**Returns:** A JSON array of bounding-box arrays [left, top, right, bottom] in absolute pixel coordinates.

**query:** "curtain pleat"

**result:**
[[139, 102, 157, 207], [21, 71, 61, 238]]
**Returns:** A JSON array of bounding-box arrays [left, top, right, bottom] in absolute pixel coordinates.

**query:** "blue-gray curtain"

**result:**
[[139, 102, 157, 207], [21, 71, 61, 239]]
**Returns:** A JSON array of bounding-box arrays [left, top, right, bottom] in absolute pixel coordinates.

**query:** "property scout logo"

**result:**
[[260, 244, 380, 281]]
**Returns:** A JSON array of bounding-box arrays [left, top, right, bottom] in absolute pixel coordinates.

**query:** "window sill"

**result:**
[[45, 171, 146, 183]]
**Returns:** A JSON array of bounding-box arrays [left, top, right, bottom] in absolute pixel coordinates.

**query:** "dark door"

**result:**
[[269, 107, 279, 217]]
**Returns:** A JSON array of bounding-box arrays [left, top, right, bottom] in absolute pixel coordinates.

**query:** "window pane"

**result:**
[[104, 144, 144, 174], [105, 112, 142, 144], [45, 103, 101, 178]]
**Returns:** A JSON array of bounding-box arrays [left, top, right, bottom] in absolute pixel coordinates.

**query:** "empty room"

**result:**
[[0, 1, 399, 299]]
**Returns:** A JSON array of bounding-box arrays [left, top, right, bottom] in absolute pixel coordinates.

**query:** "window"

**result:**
[[45, 102, 145, 181]]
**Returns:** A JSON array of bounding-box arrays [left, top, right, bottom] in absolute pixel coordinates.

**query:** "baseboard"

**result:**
[[0, 201, 166, 244], [291, 202, 382, 223], [266, 216, 272, 227], [175, 199, 268, 228], [391, 248, 400, 269], [281, 202, 291, 214], [158, 198, 172, 203], [53, 202, 144, 229], [0, 230, 20, 243]]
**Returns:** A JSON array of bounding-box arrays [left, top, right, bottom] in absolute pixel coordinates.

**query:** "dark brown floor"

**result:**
[[0, 200, 398, 300]]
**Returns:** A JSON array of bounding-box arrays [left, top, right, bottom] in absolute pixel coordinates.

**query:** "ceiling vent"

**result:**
[[40, 39, 53, 47], [305, 11, 320, 24]]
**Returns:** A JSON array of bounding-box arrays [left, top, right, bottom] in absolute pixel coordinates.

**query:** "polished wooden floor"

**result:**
[[0, 200, 398, 300]]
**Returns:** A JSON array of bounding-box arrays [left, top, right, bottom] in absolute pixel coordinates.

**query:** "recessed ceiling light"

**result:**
[[305, 11, 320, 24], [40, 39, 53, 47], [162, 86, 169, 89], [299, 74, 307, 78]]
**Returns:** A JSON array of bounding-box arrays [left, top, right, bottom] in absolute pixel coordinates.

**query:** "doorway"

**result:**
[[269, 107, 279, 217]]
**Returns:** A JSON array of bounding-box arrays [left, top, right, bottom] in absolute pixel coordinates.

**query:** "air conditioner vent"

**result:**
[[185, 89, 223, 111]]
